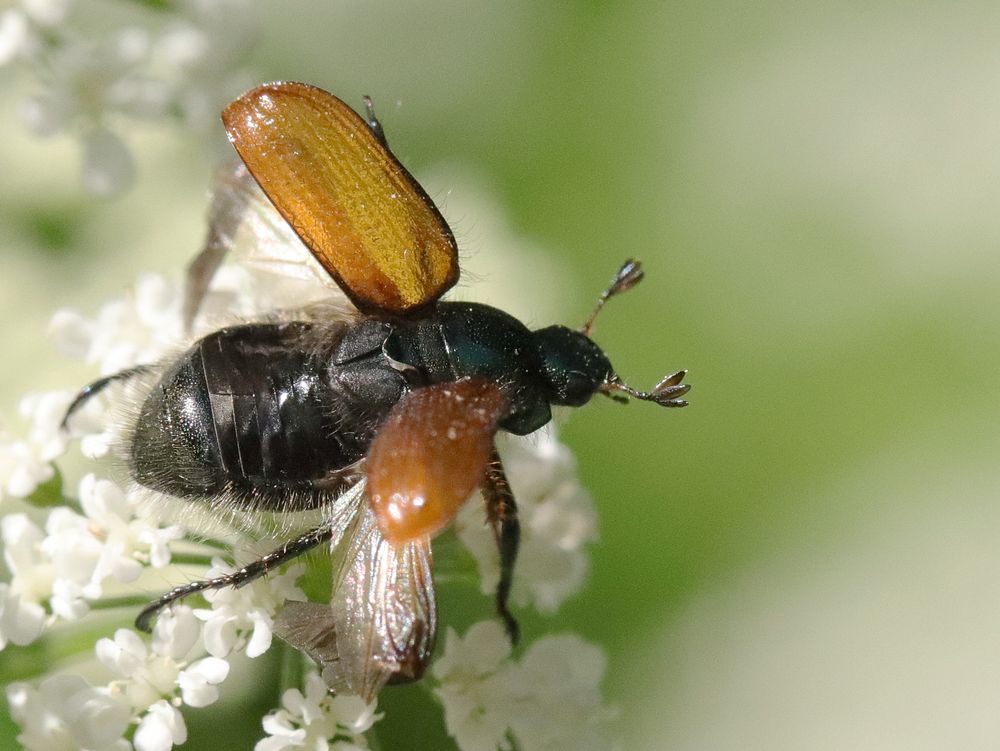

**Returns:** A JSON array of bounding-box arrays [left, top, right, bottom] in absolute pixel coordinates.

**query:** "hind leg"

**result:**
[[62, 365, 153, 429], [134, 522, 335, 632]]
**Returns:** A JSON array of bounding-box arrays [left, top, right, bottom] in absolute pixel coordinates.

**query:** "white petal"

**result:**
[[327, 694, 378, 735], [5, 457, 52, 498], [188, 655, 230, 683], [10, 674, 131, 750], [80, 432, 112, 458], [245, 611, 273, 657], [61, 682, 132, 748], [432, 622, 510, 682], [96, 628, 148, 676], [256, 733, 303, 751], [48, 579, 90, 620], [80, 475, 130, 521], [261, 711, 301, 739], [0, 584, 46, 648], [135, 700, 187, 751], [152, 605, 200, 659], [178, 656, 230, 707], [516, 634, 606, 691], [200, 613, 238, 657], [435, 684, 510, 751]]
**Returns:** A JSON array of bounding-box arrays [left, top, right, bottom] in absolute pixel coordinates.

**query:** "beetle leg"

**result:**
[[134, 522, 334, 632], [61, 364, 154, 430], [482, 448, 521, 645]]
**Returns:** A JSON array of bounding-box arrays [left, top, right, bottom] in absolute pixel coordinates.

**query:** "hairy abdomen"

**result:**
[[131, 321, 403, 511]]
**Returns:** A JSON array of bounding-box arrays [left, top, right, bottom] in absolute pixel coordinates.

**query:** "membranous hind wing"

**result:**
[[183, 161, 347, 330], [222, 82, 459, 317], [329, 502, 437, 699], [274, 482, 436, 702]]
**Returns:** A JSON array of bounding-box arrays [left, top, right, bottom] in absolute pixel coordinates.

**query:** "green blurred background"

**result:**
[[2, 1, 1000, 749]]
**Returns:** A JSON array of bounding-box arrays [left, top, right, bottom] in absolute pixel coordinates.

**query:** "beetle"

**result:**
[[63, 82, 690, 700]]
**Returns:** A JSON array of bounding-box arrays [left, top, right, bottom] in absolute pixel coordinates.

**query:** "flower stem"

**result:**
[[88, 595, 152, 610], [168, 552, 218, 567]]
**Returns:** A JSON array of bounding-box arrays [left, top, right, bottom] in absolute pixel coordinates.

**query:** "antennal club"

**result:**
[[581, 258, 645, 336], [602, 369, 690, 408]]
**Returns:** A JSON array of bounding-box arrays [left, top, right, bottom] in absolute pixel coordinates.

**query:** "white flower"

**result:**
[[432, 622, 516, 751], [97, 627, 149, 678], [151, 601, 201, 660], [98, 628, 179, 710], [0, 583, 46, 648], [178, 655, 230, 707], [42, 506, 107, 610], [0, 435, 54, 499], [78, 473, 184, 576], [0, 390, 72, 501], [456, 427, 598, 614], [256, 672, 379, 751], [432, 621, 616, 751], [504, 635, 614, 751], [2, 0, 256, 195], [50, 273, 184, 376], [196, 556, 307, 659], [135, 699, 187, 751], [96, 605, 229, 726], [0, 514, 52, 641], [7, 674, 131, 751], [35, 475, 183, 620], [0, 471, 188, 645]]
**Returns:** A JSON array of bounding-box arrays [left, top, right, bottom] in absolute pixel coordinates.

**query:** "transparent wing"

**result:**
[[183, 161, 349, 330], [272, 480, 436, 702], [326, 501, 436, 701]]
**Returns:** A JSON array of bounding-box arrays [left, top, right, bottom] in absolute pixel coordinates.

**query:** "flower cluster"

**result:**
[[0, 258, 615, 748], [257, 672, 379, 751], [431, 621, 615, 751], [0, 473, 183, 645], [0, 199, 613, 747], [0, 0, 256, 196]]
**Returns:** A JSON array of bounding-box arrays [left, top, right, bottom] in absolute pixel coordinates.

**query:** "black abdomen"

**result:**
[[132, 321, 403, 510]]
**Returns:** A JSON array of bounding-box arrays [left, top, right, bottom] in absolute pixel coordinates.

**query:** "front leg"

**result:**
[[482, 448, 521, 645]]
